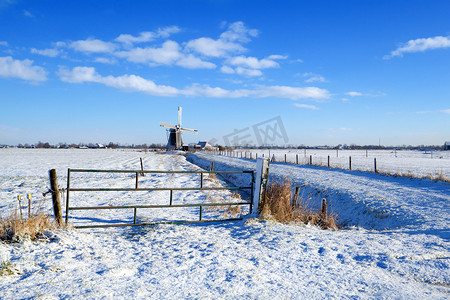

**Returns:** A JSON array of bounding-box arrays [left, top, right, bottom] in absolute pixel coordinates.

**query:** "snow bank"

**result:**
[[0, 149, 448, 298]]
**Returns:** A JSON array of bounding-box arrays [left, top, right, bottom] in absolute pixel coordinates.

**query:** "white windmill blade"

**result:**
[[160, 122, 176, 129], [181, 127, 198, 134], [178, 106, 182, 127]]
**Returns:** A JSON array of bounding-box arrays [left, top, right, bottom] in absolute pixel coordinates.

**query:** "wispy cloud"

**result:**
[[186, 21, 257, 57], [0, 56, 47, 82], [175, 54, 216, 69], [294, 103, 319, 110], [94, 57, 117, 64], [115, 26, 180, 46], [302, 72, 327, 83], [221, 54, 285, 76], [227, 55, 279, 69], [31, 48, 60, 57], [70, 38, 117, 53], [235, 67, 262, 77], [116, 40, 215, 69], [115, 40, 181, 64], [345, 91, 386, 97], [25, 22, 294, 77], [346, 91, 363, 97], [0, 41, 8, 46], [440, 109, 450, 114], [23, 10, 33, 18], [58, 66, 330, 100], [384, 35, 450, 59]]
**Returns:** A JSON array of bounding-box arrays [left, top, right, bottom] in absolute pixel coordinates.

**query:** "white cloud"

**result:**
[[303, 72, 327, 83], [186, 21, 257, 57], [346, 91, 363, 97], [57, 66, 330, 100], [441, 109, 450, 114], [220, 65, 235, 74], [115, 40, 181, 65], [186, 37, 245, 57], [115, 26, 180, 45], [55, 41, 66, 47], [0, 56, 47, 82], [175, 54, 216, 69], [384, 35, 450, 59], [58, 66, 179, 96], [94, 57, 117, 64], [255, 85, 329, 100], [305, 76, 326, 83], [31, 48, 59, 57], [219, 21, 258, 43], [70, 38, 117, 53], [116, 41, 215, 69], [58, 66, 98, 83], [235, 67, 263, 77], [0, 41, 8, 46], [23, 10, 33, 18], [294, 103, 319, 110], [228, 56, 279, 69], [157, 26, 181, 38], [267, 54, 288, 60]]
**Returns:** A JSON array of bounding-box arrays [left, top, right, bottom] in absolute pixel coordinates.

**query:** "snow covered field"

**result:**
[[221, 149, 450, 180], [0, 149, 449, 299]]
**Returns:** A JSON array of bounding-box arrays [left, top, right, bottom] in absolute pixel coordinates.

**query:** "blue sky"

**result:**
[[1, 0, 449, 146]]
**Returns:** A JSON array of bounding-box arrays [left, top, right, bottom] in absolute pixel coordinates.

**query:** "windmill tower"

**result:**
[[160, 107, 198, 150]]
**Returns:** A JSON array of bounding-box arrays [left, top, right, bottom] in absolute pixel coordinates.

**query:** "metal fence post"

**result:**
[[252, 158, 270, 215]]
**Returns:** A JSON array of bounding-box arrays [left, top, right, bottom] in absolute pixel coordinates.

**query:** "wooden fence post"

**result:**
[[321, 198, 328, 218], [293, 187, 300, 207], [327, 155, 330, 168], [210, 161, 214, 171], [374, 158, 378, 173], [252, 158, 270, 215], [49, 169, 63, 226], [27, 194, 32, 218], [296, 154, 298, 164], [140, 158, 145, 176], [310, 155, 312, 165], [17, 195, 23, 220], [349, 156, 352, 170], [285, 154, 287, 163]]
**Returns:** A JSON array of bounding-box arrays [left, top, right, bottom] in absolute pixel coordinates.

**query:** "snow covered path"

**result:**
[[0, 149, 449, 299]]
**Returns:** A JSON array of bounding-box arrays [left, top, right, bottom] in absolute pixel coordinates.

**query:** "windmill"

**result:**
[[160, 107, 198, 150]]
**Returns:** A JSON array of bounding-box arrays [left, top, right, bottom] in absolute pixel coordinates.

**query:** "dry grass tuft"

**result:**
[[0, 211, 56, 242], [259, 177, 339, 230], [224, 192, 242, 218]]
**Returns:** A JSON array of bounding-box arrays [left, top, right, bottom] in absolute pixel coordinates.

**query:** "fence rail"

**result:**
[[65, 168, 255, 228]]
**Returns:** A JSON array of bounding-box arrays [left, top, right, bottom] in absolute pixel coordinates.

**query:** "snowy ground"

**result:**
[[0, 149, 449, 299], [218, 149, 450, 180]]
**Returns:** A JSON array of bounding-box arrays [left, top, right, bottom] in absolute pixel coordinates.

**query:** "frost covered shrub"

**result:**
[[0, 211, 56, 242], [260, 177, 339, 230]]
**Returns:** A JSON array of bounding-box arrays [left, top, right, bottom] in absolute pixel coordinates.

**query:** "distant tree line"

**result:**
[[1, 142, 447, 151], [7, 142, 166, 150]]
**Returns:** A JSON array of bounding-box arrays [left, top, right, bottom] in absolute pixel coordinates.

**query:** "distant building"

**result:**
[[445, 142, 450, 150], [196, 141, 216, 151]]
